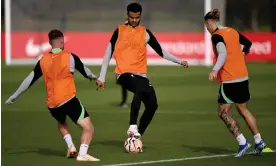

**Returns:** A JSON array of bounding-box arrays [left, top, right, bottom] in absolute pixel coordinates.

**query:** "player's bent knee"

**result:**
[[152, 103, 158, 111], [58, 122, 67, 127], [218, 111, 229, 121], [235, 103, 247, 111], [218, 111, 224, 118], [78, 117, 93, 131], [84, 124, 94, 135], [218, 107, 230, 119], [147, 104, 158, 113]]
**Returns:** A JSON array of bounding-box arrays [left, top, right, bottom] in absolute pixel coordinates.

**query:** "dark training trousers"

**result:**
[[117, 73, 158, 135]]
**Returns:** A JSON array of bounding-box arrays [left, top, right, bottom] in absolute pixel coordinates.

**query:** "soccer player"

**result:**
[[204, 9, 271, 157], [5, 30, 100, 162], [96, 3, 188, 138]]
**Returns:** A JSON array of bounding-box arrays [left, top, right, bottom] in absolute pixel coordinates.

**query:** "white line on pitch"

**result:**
[[102, 150, 275, 166]]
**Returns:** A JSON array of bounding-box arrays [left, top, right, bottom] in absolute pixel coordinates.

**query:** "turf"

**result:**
[[2, 63, 276, 166]]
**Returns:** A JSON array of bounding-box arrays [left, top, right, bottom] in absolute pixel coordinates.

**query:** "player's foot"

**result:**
[[118, 103, 128, 108], [127, 128, 141, 139], [76, 154, 100, 162], [66, 146, 78, 158], [254, 140, 266, 154], [235, 141, 251, 157]]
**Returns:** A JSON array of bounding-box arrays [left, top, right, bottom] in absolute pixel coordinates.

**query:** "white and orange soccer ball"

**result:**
[[124, 137, 143, 153]]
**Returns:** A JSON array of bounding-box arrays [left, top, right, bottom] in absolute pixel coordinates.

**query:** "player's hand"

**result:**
[[96, 79, 104, 91], [208, 70, 218, 81], [5, 96, 15, 105], [181, 61, 188, 68]]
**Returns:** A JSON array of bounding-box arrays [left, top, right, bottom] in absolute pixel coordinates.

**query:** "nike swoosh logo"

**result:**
[[25, 37, 68, 57]]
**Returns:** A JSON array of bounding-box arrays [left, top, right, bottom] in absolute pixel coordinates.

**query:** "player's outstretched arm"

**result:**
[[71, 53, 97, 80], [5, 61, 42, 104], [146, 29, 188, 68], [97, 28, 118, 89], [98, 28, 118, 83]]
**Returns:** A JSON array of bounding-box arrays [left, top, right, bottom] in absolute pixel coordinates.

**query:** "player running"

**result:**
[[96, 3, 188, 139], [5, 29, 100, 162], [204, 9, 272, 157]]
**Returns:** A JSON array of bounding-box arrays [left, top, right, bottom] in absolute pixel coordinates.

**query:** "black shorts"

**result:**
[[218, 80, 251, 104], [117, 73, 158, 108], [117, 73, 154, 93], [49, 97, 89, 124]]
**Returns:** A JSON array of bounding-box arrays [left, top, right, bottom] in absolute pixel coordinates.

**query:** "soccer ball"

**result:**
[[124, 137, 143, 153]]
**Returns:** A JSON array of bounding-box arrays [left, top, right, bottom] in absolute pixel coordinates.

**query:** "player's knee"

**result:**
[[79, 117, 94, 134], [83, 122, 94, 134], [218, 104, 231, 118], [218, 109, 229, 119], [218, 111, 223, 118], [154, 103, 158, 110], [152, 103, 158, 111], [236, 103, 247, 114], [148, 103, 158, 111], [58, 122, 68, 128]]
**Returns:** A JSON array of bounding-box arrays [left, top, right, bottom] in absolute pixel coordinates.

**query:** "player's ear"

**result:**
[[206, 20, 211, 27], [125, 13, 128, 22]]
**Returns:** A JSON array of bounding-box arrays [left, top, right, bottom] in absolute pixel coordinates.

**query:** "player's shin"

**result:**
[[58, 123, 75, 148], [128, 95, 141, 137], [218, 106, 249, 146], [58, 123, 77, 158], [236, 104, 259, 135], [78, 117, 94, 156], [76, 117, 99, 161], [219, 109, 241, 137], [138, 103, 158, 135], [235, 104, 270, 153], [129, 93, 142, 125], [121, 86, 128, 105]]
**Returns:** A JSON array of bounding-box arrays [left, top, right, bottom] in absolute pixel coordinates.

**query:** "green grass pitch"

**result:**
[[2, 63, 276, 166]]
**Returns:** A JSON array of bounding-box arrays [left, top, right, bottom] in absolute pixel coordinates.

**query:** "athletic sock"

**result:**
[[253, 133, 262, 144], [236, 133, 247, 145], [79, 144, 89, 156], [63, 134, 74, 148], [129, 125, 138, 130]]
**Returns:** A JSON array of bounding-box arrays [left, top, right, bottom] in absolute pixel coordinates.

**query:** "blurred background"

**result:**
[[1, 0, 276, 32], [1, 0, 276, 64], [1, 1, 276, 166]]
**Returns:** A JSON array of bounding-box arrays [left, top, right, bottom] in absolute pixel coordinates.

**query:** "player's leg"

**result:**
[[138, 79, 158, 136], [126, 90, 143, 137], [77, 117, 98, 161], [218, 103, 241, 137], [235, 103, 267, 153], [66, 97, 99, 161], [233, 80, 269, 153], [236, 103, 259, 135], [120, 86, 128, 107], [117, 73, 142, 137], [117, 76, 128, 108], [218, 83, 250, 157], [130, 90, 142, 125], [49, 107, 77, 158]]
